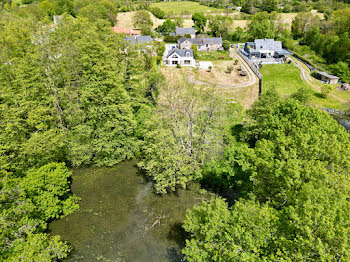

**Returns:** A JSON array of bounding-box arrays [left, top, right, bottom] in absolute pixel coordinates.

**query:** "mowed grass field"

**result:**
[[260, 64, 349, 110], [150, 1, 226, 15]]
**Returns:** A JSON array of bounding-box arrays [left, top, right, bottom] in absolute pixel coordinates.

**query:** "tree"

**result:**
[[192, 13, 207, 33], [156, 19, 176, 34], [174, 17, 184, 28], [248, 12, 276, 40], [192, 44, 198, 59], [208, 15, 232, 39], [150, 7, 165, 19], [261, 0, 278, 13], [222, 40, 230, 50], [320, 84, 334, 97], [182, 197, 278, 262], [133, 10, 153, 29], [138, 81, 231, 193]]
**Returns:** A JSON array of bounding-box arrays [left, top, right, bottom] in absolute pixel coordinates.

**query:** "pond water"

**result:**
[[49, 160, 206, 262]]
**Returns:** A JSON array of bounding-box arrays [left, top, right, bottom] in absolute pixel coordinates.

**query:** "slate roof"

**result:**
[[254, 39, 283, 51], [124, 36, 153, 44], [178, 37, 223, 45], [176, 28, 196, 35], [167, 48, 194, 58], [317, 71, 339, 80], [244, 39, 292, 55], [178, 36, 187, 44]]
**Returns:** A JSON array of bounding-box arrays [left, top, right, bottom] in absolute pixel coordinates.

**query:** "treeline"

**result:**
[[288, 9, 350, 82], [181, 89, 350, 261], [0, 2, 162, 259]]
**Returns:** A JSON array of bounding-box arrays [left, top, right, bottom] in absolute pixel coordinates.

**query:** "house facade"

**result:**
[[178, 37, 223, 51], [242, 39, 292, 60], [165, 48, 195, 67]]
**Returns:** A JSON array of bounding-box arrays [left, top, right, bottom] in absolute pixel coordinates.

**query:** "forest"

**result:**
[[0, 0, 349, 261]]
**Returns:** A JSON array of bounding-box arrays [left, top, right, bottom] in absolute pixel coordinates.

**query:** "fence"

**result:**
[[237, 49, 263, 94]]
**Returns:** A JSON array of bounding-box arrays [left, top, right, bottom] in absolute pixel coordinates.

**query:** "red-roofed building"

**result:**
[[112, 27, 141, 36]]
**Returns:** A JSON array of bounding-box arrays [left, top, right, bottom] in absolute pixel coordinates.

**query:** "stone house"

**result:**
[[177, 37, 223, 51], [170, 28, 196, 38]]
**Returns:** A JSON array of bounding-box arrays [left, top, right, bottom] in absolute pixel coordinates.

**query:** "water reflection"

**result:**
[[49, 160, 206, 261]]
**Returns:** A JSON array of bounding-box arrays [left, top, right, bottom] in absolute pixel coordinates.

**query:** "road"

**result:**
[[186, 50, 259, 89], [290, 56, 346, 103]]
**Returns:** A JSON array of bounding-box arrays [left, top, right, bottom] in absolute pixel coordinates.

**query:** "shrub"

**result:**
[[150, 7, 165, 19], [320, 84, 334, 98], [176, 64, 181, 68]]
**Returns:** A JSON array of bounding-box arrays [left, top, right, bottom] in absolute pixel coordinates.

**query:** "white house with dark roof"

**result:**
[[242, 39, 292, 63], [178, 37, 223, 51], [165, 48, 195, 67], [170, 28, 196, 38]]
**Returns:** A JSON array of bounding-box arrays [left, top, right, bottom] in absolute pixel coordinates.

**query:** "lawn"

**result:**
[[260, 64, 349, 111], [196, 51, 232, 61], [150, 1, 226, 15]]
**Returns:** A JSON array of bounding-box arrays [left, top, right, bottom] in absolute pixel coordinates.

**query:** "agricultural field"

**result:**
[[260, 64, 349, 111], [150, 1, 227, 16], [116, 11, 193, 29]]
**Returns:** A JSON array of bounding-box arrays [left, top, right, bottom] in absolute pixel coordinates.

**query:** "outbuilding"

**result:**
[[316, 71, 340, 85]]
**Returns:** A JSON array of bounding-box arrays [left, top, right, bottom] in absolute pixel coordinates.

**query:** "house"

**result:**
[[124, 36, 153, 45], [178, 37, 223, 51], [316, 71, 340, 84], [113, 27, 141, 36], [165, 48, 196, 67], [242, 39, 292, 61], [170, 28, 196, 38]]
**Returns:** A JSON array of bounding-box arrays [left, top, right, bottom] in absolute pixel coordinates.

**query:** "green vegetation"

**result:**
[[260, 64, 308, 95], [260, 64, 349, 110], [0, 1, 163, 259], [150, 1, 226, 16], [182, 94, 350, 261], [1, 0, 350, 261], [196, 51, 232, 61]]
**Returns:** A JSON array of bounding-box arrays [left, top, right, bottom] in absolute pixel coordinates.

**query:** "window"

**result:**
[[172, 61, 178, 65], [172, 55, 178, 58], [184, 60, 191, 64], [186, 52, 189, 57]]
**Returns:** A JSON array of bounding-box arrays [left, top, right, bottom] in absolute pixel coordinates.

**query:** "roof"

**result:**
[[178, 37, 223, 45], [176, 28, 195, 35], [124, 36, 153, 44], [254, 39, 283, 51], [113, 27, 141, 35], [317, 71, 339, 80], [167, 48, 193, 58], [178, 36, 187, 44]]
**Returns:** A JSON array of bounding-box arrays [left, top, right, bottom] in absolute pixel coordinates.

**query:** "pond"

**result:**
[[49, 160, 207, 262]]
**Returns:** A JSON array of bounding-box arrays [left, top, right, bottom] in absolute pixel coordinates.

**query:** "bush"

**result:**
[[222, 40, 230, 50], [320, 84, 334, 98], [176, 64, 181, 68], [164, 35, 180, 43], [150, 7, 165, 19]]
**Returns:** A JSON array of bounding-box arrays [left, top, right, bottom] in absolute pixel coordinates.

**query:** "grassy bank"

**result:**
[[260, 64, 349, 111], [150, 1, 226, 15]]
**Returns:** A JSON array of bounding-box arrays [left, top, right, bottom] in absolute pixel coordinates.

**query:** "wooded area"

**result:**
[[0, 0, 349, 260]]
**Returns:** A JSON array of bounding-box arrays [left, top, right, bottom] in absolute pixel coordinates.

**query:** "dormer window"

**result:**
[[186, 51, 189, 57], [173, 54, 178, 58]]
